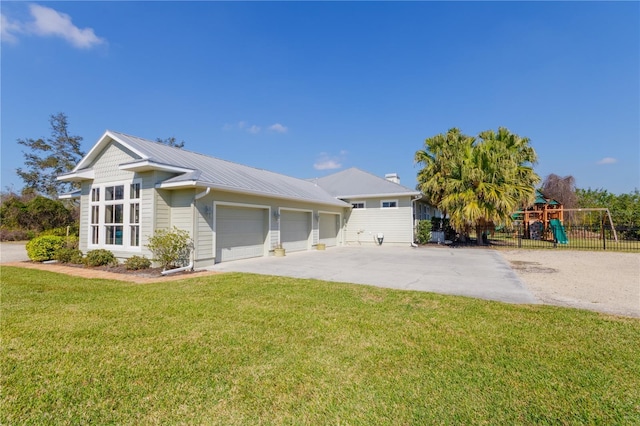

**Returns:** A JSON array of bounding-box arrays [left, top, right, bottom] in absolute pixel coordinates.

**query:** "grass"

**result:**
[[2, 266, 639, 425], [489, 234, 640, 252]]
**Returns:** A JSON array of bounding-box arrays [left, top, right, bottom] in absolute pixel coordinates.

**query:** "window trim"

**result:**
[[381, 199, 398, 209], [88, 179, 142, 251]]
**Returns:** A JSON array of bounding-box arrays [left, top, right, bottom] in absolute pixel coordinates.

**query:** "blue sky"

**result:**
[[2, 1, 638, 195]]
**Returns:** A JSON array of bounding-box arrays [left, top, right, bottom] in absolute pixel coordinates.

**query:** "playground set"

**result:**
[[513, 190, 568, 244], [512, 190, 618, 246]]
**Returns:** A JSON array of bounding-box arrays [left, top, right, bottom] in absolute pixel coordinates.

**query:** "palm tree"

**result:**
[[414, 128, 474, 227], [416, 127, 539, 244]]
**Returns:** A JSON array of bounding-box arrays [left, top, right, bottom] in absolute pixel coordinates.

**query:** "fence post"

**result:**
[[517, 226, 522, 249], [601, 218, 606, 250]]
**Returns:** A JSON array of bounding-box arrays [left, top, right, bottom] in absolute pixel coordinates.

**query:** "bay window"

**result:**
[[88, 180, 141, 249]]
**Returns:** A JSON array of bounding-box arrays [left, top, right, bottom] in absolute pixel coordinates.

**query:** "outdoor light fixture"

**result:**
[[273, 211, 280, 220], [314, 213, 320, 221]]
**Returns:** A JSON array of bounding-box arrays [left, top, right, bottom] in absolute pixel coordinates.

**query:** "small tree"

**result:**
[[156, 137, 185, 149], [17, 113, 84, 198], [146, 227, 193, 270]]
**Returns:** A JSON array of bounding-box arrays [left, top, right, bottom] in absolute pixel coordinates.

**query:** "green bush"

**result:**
[[84, 249, 117, 267], [54, 248, 84, 264], [416, 220, 432, 245], [124, 255, 152, 271], [39, 224, 80, 238], [25, 235, 65, 262], [146, 227, 192, 270]]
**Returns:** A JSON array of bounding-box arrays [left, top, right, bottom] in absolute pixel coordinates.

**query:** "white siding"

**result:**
[[91, 143, 139, 184], [170, 189, 194, 233], [343, 196, 414, 245]]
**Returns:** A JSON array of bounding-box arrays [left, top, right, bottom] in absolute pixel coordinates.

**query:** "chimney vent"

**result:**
[[385, 173, 400, 184]]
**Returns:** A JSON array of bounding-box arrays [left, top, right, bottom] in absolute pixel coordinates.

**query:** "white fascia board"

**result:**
[[73, 130, 148, 171], [119, 160, 194, 174], [156, 181, 350, 207], [58, 190, 82, 199], [56, 168, 95, 181], [336, 191, 421, 199]]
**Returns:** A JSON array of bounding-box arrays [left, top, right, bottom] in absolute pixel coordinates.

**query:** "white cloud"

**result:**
[[1, 5, 105, 48], [1, 14, 22, 44], [268, 123, 288, 134], [247, 125, 261, 134], [314, 151, 347, 170], [597, 157, 617, 165]]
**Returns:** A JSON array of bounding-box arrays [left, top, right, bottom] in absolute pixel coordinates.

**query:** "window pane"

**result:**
[[130, 203, 139, 224], [92, 188, 100, 202], [106, 225, 123, 245], [105, 204, 123, 223], [92, 226, 99, 244], [130, 183, 140, 199], [91, 206, 99, 224], [130, 225, 139, 247], [105, 185, 124, 201]]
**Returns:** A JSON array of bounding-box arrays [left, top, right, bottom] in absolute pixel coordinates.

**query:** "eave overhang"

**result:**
[[156, 180, 350, 208], [56, 168, 95, 182]]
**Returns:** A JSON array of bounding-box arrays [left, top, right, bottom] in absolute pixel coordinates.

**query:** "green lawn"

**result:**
[[2, 267, 639, 425]]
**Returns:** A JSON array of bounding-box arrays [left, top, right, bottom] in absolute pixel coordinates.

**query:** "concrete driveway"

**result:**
[[0, 242, 29, 263], [213, 245, 540, 305]]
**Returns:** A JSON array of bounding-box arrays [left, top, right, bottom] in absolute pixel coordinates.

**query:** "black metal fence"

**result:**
[[432, 224, 640, 252]]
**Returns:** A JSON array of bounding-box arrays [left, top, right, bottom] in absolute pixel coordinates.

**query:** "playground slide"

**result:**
[[549, 219, 568, 244]]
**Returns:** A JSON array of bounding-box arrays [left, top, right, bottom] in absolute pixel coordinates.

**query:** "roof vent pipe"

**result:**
[[385, 173, 400, 184]]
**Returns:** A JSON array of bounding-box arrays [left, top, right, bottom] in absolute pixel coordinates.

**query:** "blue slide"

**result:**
[[549, 219, 568, 244]]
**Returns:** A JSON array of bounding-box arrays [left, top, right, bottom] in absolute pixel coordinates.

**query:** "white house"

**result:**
[[58, 130, 437, 266]]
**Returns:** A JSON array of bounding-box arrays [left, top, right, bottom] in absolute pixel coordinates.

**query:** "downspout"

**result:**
[[410, 195, 421, 247], [161, 187, 210, 276]]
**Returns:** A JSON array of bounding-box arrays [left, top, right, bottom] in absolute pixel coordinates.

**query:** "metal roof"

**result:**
[[313, 167, 420, 198], [73, 131, 350, 207]]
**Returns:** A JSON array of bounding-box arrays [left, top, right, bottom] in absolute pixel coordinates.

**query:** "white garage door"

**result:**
[[280, 210, 311, 252], [216, 206, 267, 262], [319, 213, 339, 247]]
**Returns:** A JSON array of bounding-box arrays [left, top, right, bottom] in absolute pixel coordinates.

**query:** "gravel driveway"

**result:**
[[498, 249, 640, 318]]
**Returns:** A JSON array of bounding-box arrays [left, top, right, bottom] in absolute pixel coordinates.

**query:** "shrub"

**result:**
[[124, 255, 152, 271], [54, 248, 84, 264], [416, 220, 432, 245], [39, 224, 80, 238], [26, 235, 65, 262], [84, 249, 117, 267], [146, 227, 192, 270]]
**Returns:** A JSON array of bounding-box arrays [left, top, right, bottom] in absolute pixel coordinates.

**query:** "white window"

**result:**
[[381, 200, 398, 208], [88, 180, 142, 250], [351, 201, 365, 209]]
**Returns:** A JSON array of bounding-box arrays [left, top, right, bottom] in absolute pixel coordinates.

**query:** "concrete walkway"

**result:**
[[213, 245, 541, 304]]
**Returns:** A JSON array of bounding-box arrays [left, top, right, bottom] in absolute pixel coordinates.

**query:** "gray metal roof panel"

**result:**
[[107, 131, 349, 207], [314, 167, 420, 198]]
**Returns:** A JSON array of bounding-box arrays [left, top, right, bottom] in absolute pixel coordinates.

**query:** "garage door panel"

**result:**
[[216, 206, 266, 262], [319, 213, 339, 246], [281, 210, 310, 252]]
